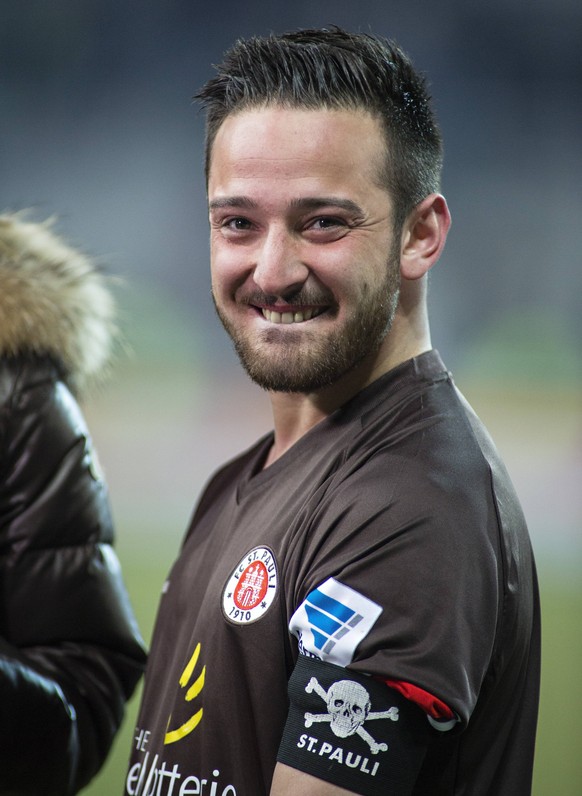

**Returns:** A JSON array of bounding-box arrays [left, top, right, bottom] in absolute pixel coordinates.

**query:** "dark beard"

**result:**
[[213, 262, 400, 394]]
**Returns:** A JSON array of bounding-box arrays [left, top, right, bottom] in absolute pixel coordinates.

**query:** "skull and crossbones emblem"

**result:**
[[304, 677, 399, 754]]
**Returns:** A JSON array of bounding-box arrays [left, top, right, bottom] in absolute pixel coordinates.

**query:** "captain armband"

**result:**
[[277, 656, 434, 796]]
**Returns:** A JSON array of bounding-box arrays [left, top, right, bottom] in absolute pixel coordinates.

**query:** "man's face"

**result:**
[[208, 105, 401, 393]]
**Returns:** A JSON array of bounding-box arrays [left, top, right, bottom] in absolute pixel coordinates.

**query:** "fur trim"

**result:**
[[0, 211, 117, 394]]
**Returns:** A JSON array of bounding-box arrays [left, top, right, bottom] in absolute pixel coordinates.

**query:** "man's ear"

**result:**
[[400, 193, 451, 280]]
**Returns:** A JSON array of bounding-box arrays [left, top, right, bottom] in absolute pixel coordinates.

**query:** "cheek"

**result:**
[[210, 244, 246, 292]]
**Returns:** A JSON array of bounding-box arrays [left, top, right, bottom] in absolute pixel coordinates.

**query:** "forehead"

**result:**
[[207, 106, 388, 196]]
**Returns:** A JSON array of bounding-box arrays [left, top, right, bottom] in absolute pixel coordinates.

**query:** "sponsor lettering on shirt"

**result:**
[[127, 728, 237, 796]]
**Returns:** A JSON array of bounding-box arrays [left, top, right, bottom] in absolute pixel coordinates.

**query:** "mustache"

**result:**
[[237, 288, 336, 308]]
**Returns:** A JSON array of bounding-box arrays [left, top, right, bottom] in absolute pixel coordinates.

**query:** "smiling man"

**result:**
[[124, 28, 540, 796], [208, 107, 403, 402]]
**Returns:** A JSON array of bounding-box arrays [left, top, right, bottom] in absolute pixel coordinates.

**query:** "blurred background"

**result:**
[[1, 1, 580, 793]]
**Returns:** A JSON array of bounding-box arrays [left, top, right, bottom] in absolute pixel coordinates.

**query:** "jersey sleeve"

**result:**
[[283, 438, 502, 731], [277, 442, 500, 793]]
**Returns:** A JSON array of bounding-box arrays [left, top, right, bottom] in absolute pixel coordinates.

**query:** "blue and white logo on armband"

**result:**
[[289, 578, 382, 666]]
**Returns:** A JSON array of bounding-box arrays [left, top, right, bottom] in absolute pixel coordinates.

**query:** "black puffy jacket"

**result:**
[[0, 214, 147, 794]]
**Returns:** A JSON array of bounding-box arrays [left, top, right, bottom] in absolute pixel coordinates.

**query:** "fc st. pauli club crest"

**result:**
[[222, 546, 278, 624]]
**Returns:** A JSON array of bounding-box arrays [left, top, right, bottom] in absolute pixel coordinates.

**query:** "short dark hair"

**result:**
[[195, 27, 444, 230]]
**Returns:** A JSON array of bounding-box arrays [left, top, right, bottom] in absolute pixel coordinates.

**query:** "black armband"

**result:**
[[277, 656, 431, 796]]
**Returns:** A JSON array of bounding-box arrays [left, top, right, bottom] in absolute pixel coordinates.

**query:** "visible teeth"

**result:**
[[262, 308, 319, 323]]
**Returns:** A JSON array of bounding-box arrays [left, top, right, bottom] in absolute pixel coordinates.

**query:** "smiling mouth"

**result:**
[[260, 307, 326, 324]]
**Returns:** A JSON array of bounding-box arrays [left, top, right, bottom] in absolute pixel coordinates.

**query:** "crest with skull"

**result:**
[[304, 676, 399, 754], [325, 680, 371, 737]]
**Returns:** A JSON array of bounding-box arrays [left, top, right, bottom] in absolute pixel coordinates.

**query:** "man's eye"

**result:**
[[225, 217, 252, 231], [311, 217, 343, 229], [306, 216, 349, 234]]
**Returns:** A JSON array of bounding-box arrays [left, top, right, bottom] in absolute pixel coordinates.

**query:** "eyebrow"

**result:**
[[289, 197, 364, 216], [208, 196, 258, 211], [208, 196, 365, 216]]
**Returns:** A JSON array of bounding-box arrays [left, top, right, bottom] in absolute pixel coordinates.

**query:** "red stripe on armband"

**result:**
[[379, 678, 455, 721]]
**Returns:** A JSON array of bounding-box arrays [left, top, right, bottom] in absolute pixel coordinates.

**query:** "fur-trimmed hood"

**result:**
[[0, 212, 117, 394]]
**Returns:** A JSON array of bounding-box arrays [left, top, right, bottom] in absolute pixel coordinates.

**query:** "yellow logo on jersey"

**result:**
[[164, 642, 206, 745]]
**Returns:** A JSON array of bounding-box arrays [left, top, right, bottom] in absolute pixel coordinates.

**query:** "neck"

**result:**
[[263, 280, 431, 468]]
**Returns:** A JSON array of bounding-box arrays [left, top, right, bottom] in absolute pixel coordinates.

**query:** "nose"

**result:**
[[252, 227, 309, 298]]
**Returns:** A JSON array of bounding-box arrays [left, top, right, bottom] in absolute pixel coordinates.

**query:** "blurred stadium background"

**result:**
[[1, 2, 580, 793]]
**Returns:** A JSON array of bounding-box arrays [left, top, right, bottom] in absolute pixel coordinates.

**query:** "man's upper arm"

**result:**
[[271, 762, 358, 795], [276, 656, 436, 795]]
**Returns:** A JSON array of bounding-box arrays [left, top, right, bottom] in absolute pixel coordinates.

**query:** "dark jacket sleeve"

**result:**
[[0, 358, 147, 795]]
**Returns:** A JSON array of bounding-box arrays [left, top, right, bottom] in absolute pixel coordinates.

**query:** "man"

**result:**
[[124, 28, 539, 796]]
